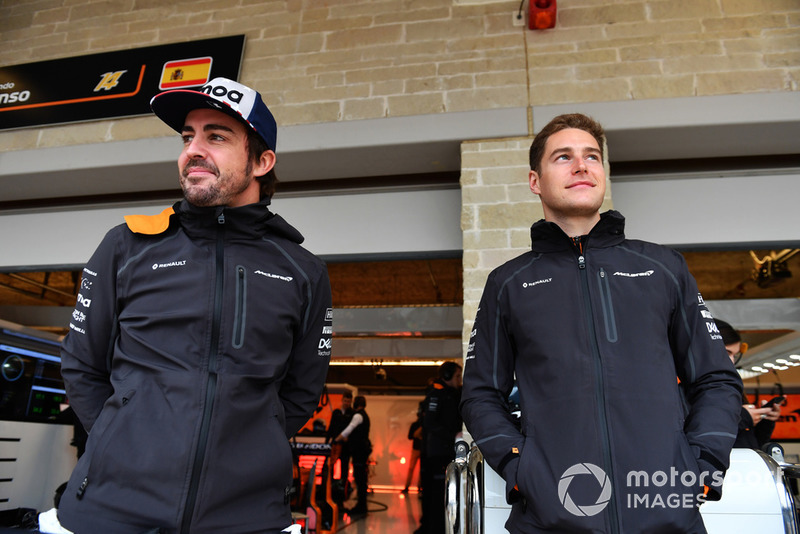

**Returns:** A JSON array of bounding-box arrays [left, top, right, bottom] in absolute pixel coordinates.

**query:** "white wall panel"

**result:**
[[611, 172, 800, 248], [0, 188, 462, 270]]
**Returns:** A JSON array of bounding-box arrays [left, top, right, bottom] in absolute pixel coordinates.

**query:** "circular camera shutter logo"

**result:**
[[558, 463, 612, 517]]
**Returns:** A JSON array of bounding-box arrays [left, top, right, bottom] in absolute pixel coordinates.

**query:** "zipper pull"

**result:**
[[217, 212, 225, 225], [77, 477, 88, 499], [578, 255, 586, 270]]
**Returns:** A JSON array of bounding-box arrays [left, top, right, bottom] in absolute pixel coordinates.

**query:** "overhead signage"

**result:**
[[0, 35, 244, 131]]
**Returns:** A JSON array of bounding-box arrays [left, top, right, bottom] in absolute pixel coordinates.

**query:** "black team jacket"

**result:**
[[460, 210, 742, 534], [59, 199, 332, 534]]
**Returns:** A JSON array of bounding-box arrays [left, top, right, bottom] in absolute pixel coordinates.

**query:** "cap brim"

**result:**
[[150, 89, 248, 135]]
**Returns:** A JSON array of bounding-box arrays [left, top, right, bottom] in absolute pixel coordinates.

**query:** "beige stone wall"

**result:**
[[1, 0, 797, 151]]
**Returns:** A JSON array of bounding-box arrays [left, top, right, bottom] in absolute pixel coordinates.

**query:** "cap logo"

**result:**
[[201, 83, 244, 105]]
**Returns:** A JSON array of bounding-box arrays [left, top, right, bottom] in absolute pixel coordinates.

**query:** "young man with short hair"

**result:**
[[460, 113, 742, 533]]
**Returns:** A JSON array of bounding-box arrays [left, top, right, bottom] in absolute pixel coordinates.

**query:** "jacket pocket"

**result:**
[[675, 431, 705, 496], [232, 264, 247, 349], [597, 268, 618, 343], [76, 389, 137, 499]]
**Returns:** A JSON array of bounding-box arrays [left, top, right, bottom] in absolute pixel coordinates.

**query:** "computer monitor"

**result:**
[[0, 320, 67, 424]]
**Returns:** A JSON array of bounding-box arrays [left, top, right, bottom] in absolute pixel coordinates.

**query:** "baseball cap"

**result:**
[[150, 77, 277, 152]]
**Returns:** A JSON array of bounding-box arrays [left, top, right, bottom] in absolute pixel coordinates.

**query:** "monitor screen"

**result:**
[[0, 325, 68, 424]]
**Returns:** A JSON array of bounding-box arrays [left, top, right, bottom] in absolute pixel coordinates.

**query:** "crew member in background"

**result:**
[[334, 395, 371, 517], [401, 402, 424, 494], [415, 361, 462, 534], [58, 77, 332, 534], [715, 318, 782, 449], [327, 391, 354, 506]]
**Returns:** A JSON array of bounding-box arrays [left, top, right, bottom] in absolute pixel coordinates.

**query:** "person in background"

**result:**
[[334, 395, 371, 516], [715, 318, 782, 449], [415, 361, 463, 534], [460, 113, 742, 533], [58, 77, 332, 534], [327, 391, 354, 506], [401, 402, 424, 494]]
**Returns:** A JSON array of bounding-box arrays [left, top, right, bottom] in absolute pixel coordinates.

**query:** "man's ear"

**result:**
[[254, 149, 276, 177], [529, 169, 541, 195]]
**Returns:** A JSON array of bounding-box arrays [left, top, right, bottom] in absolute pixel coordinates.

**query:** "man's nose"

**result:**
[[185, 137, 207, 158]]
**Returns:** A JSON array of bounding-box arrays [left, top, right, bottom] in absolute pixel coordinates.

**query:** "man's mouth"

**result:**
[[183, 164, 218, 179]]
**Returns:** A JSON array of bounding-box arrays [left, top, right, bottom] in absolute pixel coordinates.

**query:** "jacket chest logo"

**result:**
[[152, 260, 187, 270], [254, 270, 293, 282], [612, 270, 654, 278]]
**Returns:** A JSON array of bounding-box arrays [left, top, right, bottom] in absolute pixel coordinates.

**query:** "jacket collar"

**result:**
[[173, 198, 305, 244], [530, 210, 626, 253]]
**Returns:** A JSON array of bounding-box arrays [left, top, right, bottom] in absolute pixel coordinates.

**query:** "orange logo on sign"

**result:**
[[159, 57, 213, 90]]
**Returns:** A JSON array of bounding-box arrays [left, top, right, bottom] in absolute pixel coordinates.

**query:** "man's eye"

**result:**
[[210, 134, 226, 141], [556, 154, 569, 161], [181, 135, 193, 144]]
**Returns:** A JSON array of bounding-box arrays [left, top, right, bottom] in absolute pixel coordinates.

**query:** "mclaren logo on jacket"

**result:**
[[255, 270, 293, 282], [612, 270, 655, 277]]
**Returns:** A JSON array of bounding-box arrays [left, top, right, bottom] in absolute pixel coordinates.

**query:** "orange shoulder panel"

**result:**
[[124, 207, 175, 235]]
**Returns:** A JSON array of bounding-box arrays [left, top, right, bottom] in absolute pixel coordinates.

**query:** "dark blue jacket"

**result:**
[[460, 211, 741, 534], [59, 199, 332, 534]]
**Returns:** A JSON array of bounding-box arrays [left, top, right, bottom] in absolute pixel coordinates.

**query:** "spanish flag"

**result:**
[[159, 57, 213, 90]]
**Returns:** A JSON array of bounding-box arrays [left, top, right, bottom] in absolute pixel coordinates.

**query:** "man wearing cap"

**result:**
[[58, 78, 332, 534]]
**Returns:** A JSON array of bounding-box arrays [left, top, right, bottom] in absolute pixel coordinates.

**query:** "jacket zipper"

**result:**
[[578, 254, 620, 533], [180, 211, 226, 533]]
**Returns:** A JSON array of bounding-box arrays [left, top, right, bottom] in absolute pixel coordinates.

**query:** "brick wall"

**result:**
[[1, 0, 796, 151]]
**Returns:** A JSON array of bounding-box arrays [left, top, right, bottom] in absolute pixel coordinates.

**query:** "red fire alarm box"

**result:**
[[529, 0, 557, 30]]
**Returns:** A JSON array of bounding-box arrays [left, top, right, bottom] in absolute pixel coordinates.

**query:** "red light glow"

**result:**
[[529, 0, 557, 30]]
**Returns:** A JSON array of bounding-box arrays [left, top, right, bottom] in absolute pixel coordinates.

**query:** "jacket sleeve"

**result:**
[[279, 264, 333, 437], [460, 272, 525, 502], [59, 228, 122, 433], [670, 255, 743, 500]]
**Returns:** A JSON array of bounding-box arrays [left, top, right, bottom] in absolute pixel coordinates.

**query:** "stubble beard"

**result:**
[[180, 159, 254, 207]]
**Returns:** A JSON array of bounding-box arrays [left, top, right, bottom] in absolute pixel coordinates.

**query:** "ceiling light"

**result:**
[[791, 355, 800, 360], [739, 369, 766, 379]]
